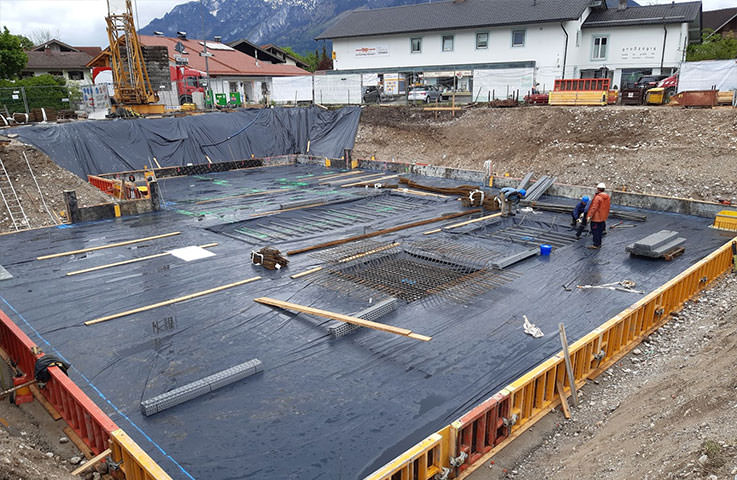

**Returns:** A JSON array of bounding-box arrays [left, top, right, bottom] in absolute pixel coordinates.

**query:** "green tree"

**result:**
[[0, 26, 29, 79], [317, 45, 333, 71], [15, 34, 33, 50], [686, 30, 737, 61], [281, 46, 318, 72]]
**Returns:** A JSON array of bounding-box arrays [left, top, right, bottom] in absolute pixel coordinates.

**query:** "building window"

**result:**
[[512, 30, 525, 47], [411, 37, 422, 53], [48, 71, 63, 77], [476, 32, 489, 49], [68, 71, 84, 80], [442, 35, 454, 52], [592, 35, 608, 60]]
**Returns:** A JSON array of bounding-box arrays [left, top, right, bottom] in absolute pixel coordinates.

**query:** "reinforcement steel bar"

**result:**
[[287, 209, 481, 255]]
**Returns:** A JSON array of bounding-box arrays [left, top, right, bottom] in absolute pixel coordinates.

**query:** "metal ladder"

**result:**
[[0, 157, 29, 231]]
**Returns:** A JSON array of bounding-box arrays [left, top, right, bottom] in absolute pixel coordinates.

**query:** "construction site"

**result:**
[[0, 101, 734, 480]]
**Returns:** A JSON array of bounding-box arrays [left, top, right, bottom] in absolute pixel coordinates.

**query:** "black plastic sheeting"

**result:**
[[0, 165, 730, 480], [8, 107, 361, 178]]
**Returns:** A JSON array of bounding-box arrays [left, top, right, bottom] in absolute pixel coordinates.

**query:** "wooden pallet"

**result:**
[[663, 246, 686, 261]]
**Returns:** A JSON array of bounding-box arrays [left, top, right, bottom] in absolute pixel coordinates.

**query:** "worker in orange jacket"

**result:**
[[586, 183, 611, 249]]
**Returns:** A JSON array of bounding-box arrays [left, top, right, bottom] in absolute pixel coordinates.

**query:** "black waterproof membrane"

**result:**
[[0, 165, 729, 480], [8, 107, 361, 177]]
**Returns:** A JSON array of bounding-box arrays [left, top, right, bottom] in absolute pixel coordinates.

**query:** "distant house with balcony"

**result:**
[[22, 40, 101, 84], [316, 0, 701, 96]]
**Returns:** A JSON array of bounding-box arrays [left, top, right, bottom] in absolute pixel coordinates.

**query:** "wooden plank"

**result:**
[[254, 297, 431, 341], [29, 384, 62, 421], [337, 242, 399, 263], [341, 175, 399, 188], [71, 448, 112, 476], [64, 426, 94, 459], [286, 209, 480, 255], [66, 243, 219, 276], [37, 232, 181, 260], [319, 173, 383, 185], [290, 266, 323, 279], [85, 277, 262, 326], [396, 189, 449, 199], [312, 170, 364, 181], [195, 188, 294, 205], [423, 212, 502, 235], [559, 322, 578, 407], [556, 380, 571, 419], [422, 107, 463, 111]]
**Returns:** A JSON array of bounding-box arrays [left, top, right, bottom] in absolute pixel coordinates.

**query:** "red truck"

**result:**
[[170, 66, 207, 105]]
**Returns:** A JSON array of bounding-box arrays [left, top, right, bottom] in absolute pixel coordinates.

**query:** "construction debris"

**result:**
[[626, 230, 686, 259], [251, 247, 289, 270], [522, 315, 543, 338], [577, 279, 644, 294]]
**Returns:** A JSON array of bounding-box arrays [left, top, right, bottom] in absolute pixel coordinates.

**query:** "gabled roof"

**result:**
[[316, 0, 593, 40], [260, 44, 310, 70], [138, 35, 308, 77], [30, 39, 79, 52], [583, 1, 701, 28], [702, 7, 737, 33], [228, 39, 283, 64]]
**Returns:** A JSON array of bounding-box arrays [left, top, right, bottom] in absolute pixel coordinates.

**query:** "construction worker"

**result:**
[[497, 187, 526, 217], [571, 195, 591, 239], [586, 183, 611, 249]]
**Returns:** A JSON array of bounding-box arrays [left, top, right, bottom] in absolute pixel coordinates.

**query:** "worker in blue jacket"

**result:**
[[497, 187, 526, 217], [571, 195, 590, 238]]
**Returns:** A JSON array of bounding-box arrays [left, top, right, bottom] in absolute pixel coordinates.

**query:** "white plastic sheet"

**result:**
[[473, 68, 535, 100], [314, 74, 363, 104], [678, 60, 737, 93], [271, 76, 313, 103]]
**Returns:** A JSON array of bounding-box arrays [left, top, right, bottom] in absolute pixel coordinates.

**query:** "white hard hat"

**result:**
[[597, 182, 606, 190]]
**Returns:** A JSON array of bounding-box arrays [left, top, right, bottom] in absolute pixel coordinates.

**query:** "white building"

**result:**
[[22, 40, 101, 84], [316, 0, 702, 97]]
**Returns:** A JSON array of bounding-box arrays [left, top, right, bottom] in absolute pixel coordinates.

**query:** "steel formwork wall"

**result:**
[[366, 236, 736, 480]]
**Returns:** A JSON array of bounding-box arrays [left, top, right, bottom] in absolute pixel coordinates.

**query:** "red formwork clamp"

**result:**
[[454, 392, 511, 473]]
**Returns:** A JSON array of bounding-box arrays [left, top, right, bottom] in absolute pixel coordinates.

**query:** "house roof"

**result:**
[[702, 7, 737, 33], [582, 1, 702, 28], [260, 44, 310, 69], [25, 51, 97, 70], [139, 35, 308, 77], [227, 39, 283, 64], [315, 0, 593, 40], [30, 39, 78, 52]]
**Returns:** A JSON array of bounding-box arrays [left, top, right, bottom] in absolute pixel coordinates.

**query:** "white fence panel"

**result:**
[[272, 76, 314, 103], [314, 74, 363, 104], [678, 60, 737, 93], [473, 68, 535, 100]]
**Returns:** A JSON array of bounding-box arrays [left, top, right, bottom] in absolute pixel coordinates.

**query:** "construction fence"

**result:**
[[0, 84, 112, 119]]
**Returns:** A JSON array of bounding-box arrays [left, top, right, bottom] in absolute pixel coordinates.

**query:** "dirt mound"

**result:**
[[354, 105, 737, 202], [0, 144, 111, 233]]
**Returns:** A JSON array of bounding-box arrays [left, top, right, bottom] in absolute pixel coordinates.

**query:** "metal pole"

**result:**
[[20, 87, 29, 114]]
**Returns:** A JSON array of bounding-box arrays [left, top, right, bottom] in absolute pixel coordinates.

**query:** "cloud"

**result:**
[[0, 0, 190, 46]]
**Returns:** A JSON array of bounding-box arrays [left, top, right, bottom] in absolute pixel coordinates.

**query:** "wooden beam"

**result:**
[[396, 189, 449, 199], [423, 212, 502, 235], [422, 107, 463, 111], [290, 266, 323, 279], [254, 297, 431, 341], [64, 426, 94, 459], [319, 173, 383, 185], [195, 188, 294, 205], [71, 448, 112, 476], [559, 322, 578, 407], [556, 380, 571, 419], [85, 277, 262, 326], [286, 209, 480, 255], [37, 232, 181, 260], [337, 242, 399, 263], [66, 243, 218, 276], [341, 175, 399, 188], [312, 170, 364, 181]]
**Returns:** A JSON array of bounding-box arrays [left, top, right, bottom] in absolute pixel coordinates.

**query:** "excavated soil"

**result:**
[[354, 105, 737, 202], [0, 143, 111, 234]]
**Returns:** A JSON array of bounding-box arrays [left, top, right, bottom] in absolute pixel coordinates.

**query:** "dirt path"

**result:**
[[471, 272, 737, 480], [0, 143, 111, 234], [354, 105, 737, 202]]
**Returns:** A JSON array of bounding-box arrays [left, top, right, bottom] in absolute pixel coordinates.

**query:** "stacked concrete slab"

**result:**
[[626, 230, 686, 258]]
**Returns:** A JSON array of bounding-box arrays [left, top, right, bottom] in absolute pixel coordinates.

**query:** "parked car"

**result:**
[[363, 86, 383, 103], [634, 75, 668, 89], [408, 85, 443, 103]]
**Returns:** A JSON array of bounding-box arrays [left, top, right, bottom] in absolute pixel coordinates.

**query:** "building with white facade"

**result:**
[[22, 40, 102, 84], [316, 0, 701, 98]]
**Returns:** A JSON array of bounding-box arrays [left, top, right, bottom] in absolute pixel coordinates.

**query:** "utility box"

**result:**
[[215, 93, 227, 106], [229, 92, 242, 106]]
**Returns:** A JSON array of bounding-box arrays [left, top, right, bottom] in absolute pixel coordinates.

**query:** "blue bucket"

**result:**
[[540, 244, 552, 256]]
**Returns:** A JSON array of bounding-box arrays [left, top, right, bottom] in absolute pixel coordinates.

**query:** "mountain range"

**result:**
[[139, 0, 640, 58]]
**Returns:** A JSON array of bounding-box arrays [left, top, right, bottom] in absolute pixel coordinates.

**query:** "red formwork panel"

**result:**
[[0, 308, 118, 454], [554, 78, 611, 92], [455, 392, 511, 473]]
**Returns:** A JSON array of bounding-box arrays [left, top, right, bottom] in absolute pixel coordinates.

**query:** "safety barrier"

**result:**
[[88, 175, 145, 200], [0, 308, 172, 479], [366, 236, 736, 480], [554, 78, 611, 91]]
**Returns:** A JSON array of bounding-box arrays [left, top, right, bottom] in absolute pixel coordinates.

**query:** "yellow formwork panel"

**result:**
[[364, 432, 443, 480], [548, 91, 607, 106], [110, 429, 173, 480], [713, 210, 737, 232]]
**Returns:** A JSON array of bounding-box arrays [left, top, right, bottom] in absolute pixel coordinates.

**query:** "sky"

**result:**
[[1, 0, 736, 48]]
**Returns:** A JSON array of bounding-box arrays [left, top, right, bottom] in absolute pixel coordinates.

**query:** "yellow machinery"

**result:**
[[105, 0, 164, 115], [645, 87, 666, 105]]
